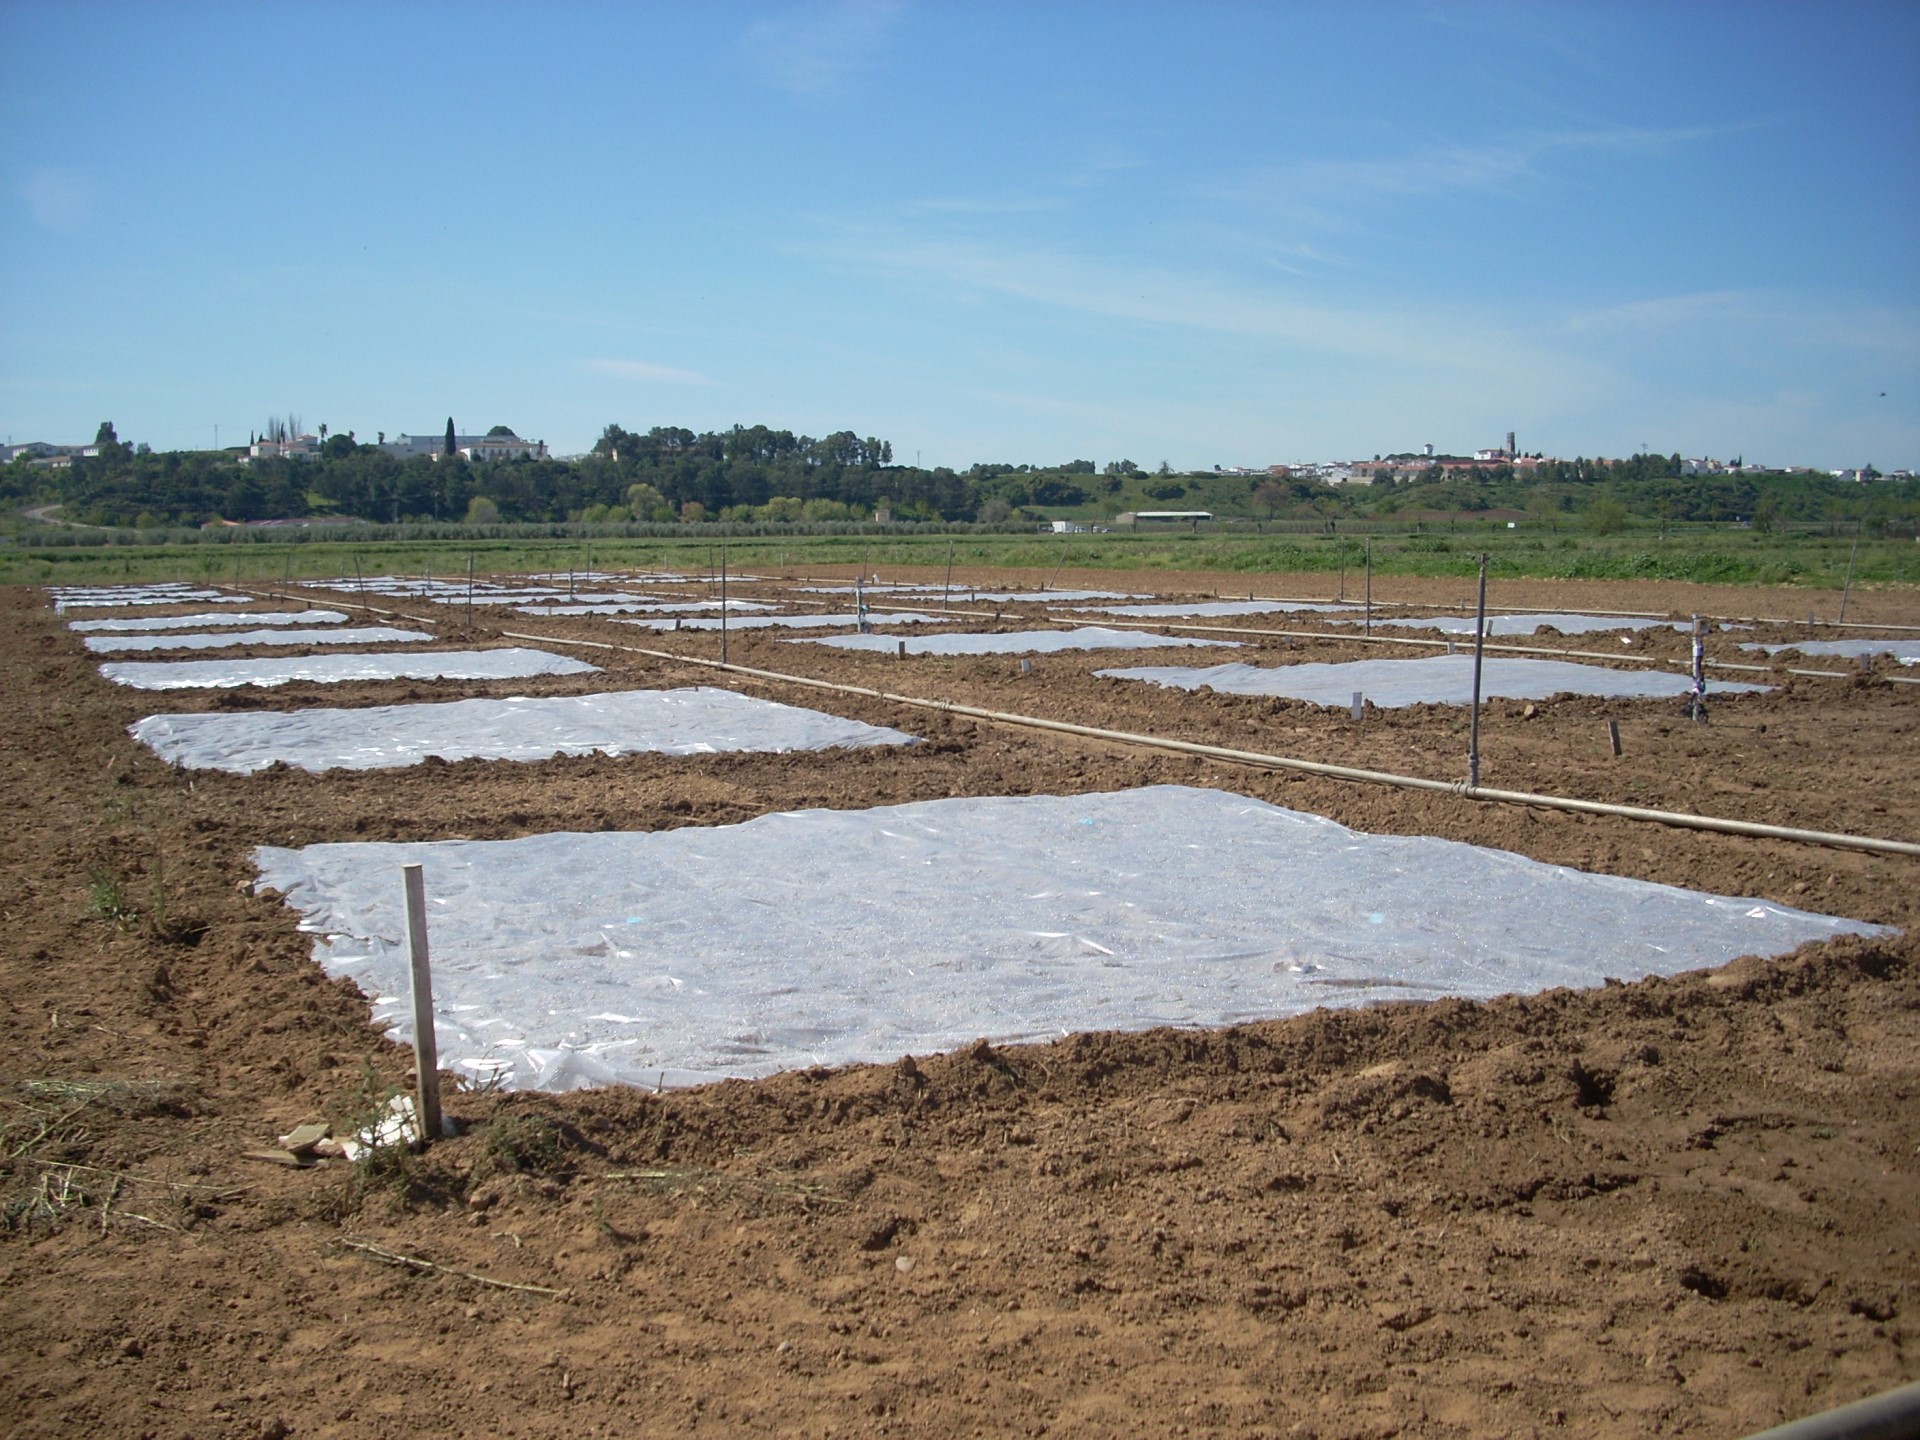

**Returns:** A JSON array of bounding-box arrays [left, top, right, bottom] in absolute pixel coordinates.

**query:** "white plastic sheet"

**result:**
[[69, 610, 351, 633], [84, 626, 429, 654], [620, 611, 946, 631], [101, 647, 599, 690], [518, 600, 779, 616], [1740, 637, 1920, 664], [1073, 600, 1361, 617], [53, 588, 243, 612], [131, 687, 918, 773], [1332, 613, 1689, 636], [794, 626, 1241, 655], [1098, 654, 1769, 707], [251, 785, 1889, 1092]]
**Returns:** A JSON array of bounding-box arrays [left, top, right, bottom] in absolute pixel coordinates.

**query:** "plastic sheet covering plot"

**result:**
[[1331, 613, 1689, 636], [251, 786, 1887, 1093], [620, 611, 946, 631], [1071, 600, 1362, 617], [69, 610, 351, 633], [1741, 637, 1920, 664], [132, 687, 919, 773], [84, 626, 429, 654], [795, 626, 1241, 656], [101, 647, 599, 690], [1099, 654, 1769, 707]]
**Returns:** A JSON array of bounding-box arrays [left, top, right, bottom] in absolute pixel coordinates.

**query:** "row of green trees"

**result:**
[[7, 419, 1914, 534]]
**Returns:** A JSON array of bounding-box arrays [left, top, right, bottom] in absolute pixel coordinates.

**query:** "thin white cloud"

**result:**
[[586, 359, 717, 386], [1565, 290, 1920, 358], [741, 0, 903, 98], [22, 168, 92, 233], [818, 227, 1599, 393], [1215, 123, 1745, 233]]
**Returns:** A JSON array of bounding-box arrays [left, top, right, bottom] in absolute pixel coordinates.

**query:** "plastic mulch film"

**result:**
[[132, 687, 919, 773], [793, 626, 1241, 655], [100, 647, 599, 690], [1740, 638, 1920, 664], [84, 626, 430, 654], [251, 785, 1891, 1093], [1097, 654, 1769, 707], [619, 611, 946, 631], [1070, 600, 1362, 617], [52, 588, 245, 612], [1331, 613, 1690, 636], [68, 610, 351, 633]]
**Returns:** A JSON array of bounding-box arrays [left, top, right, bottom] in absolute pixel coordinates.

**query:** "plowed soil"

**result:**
[[2, 566, 1916, 1440]]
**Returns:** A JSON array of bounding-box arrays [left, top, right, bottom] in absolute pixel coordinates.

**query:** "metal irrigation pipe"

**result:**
[[1741, 1379, 1920, 1440], [496, 627, 1920, 859]]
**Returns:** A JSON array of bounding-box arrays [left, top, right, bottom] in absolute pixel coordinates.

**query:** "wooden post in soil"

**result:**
[[943, 538, 955, 613], [401, 864, 443, 1145], [720, 545, 729, 665]]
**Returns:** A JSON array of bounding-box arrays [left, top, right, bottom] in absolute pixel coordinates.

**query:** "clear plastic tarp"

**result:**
[[794, 626, 1242, 655], [1740, 637, 1920, 664], [131, 687, 918, 773], [1098, 654, 1769, 707], [251, 785, 1889, 1092], [101, 647, 599, 690], [69, 610, 351, 633], [518, 600, 779, 616], [621, 611, 946, 631], [52, 587, 243, 612], [84, 626, 430, 654], [1331, 613, 1689, 636], [1071, 600, 1362, 618], [915, 589, 1150, 603]]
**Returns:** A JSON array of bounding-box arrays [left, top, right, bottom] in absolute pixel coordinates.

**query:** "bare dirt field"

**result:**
[[2, 567, 1916, 1439]]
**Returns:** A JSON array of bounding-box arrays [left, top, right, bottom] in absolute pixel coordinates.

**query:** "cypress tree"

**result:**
[[444, 417, 457, 457]]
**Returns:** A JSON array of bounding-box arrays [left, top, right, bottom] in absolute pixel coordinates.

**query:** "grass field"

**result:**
[[4, 518, 1916, 590]]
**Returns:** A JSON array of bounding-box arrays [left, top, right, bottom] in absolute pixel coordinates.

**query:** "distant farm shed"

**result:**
[[1118, 510, 1214, 528]]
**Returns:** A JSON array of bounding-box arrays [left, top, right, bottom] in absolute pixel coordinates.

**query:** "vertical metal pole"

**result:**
[[720, 544, 729, 665], [466, 553, 474, 626], [943, 537, 955, 613], [1689, 615, 1709, 725], [856, 573, 869, 634], [401, 864, 443, 1145], [1467, 555, 1488, 789], [1364, 540, 1372, 636], [1838, 530, 1860, 623]]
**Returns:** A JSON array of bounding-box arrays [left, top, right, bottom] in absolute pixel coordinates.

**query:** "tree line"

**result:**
[[6, 419, 1913, 533]]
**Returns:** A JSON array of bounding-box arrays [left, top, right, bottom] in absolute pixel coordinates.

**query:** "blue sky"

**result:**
[[3, 2, 1916, 470]]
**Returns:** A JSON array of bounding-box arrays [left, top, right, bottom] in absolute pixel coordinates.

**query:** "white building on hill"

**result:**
[[380, 429, 549, 462]]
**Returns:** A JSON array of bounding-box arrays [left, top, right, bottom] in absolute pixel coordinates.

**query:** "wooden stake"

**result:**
[[1607, 719, 1622, 757], [401, 864, 443, 1145]]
